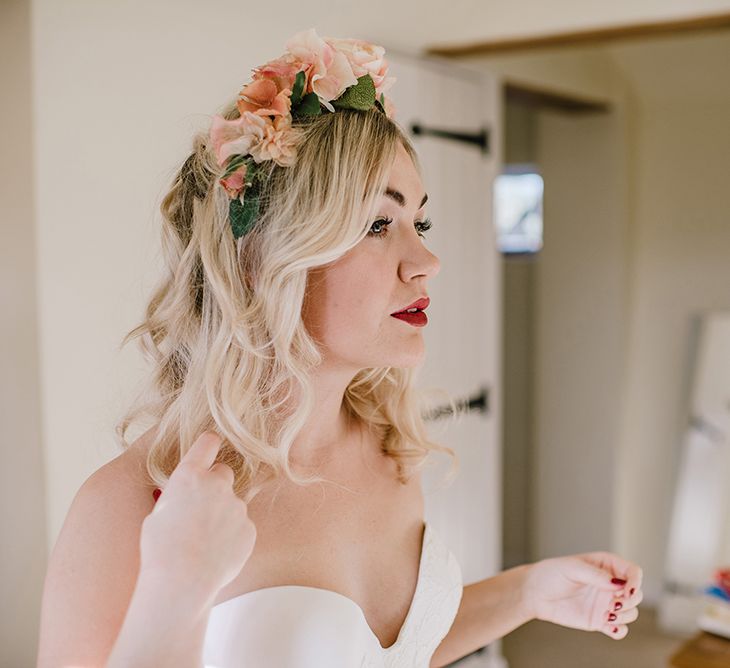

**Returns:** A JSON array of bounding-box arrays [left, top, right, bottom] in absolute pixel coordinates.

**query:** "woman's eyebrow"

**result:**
[[385, 187, 428, 209]]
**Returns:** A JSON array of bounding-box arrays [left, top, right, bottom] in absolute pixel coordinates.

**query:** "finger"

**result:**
[[603, 622, 629, 639], [617, 567, 644, 600], [619, 586, 644, 610], [582, 552, 643, 594], [619, 607, 640, 624], [606, 606, 639, 626], [180, 431, 223, 470], [572, 558, 631, 593], [582, 551, 637, 578], [208, 462, 235, 485]]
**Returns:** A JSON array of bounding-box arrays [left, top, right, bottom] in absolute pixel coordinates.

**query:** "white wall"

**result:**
[[501, 102, 539, 569], [533, 103, 631, 560], [1, 1, 48, 665], [610, 32, 730, 593], [382, 0, 730, 51], [462, 30, 730, 604], [501, 256, 537, 568]]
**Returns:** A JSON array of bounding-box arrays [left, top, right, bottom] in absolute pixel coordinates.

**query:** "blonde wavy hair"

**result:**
[[115, 97, 460, 504]]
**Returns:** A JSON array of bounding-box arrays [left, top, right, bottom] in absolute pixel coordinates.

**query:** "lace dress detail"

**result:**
[[361, 522, 463, 667], [202, 522, 463, 668]]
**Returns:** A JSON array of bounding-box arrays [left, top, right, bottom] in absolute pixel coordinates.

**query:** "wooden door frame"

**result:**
[[425, 11, 730, 56]]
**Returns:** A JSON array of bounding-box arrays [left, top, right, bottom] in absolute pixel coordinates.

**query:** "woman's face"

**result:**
[[303, 142, 441, 370]]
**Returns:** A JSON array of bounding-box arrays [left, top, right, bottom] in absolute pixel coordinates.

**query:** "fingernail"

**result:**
[[611, 577, 627, 586], [629, 587, 635, 596], [612, 626, 619, 633], [614, 601, 623, 611], [152, 488, 162, 502], [608, 613, 617, 621]]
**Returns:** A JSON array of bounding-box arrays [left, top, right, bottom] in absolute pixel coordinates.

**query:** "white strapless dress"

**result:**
[[202, 521, 463, 667]]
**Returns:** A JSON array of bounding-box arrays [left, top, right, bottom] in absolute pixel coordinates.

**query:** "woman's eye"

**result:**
[[416, 218, 433, 238], [367, 216, 433, 240], [367, 217, 393, 239]]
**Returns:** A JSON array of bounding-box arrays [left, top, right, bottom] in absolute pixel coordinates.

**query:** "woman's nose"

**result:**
[[401, 242, 440, 281]]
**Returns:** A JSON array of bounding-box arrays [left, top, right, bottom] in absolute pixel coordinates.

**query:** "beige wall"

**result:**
[[1, 1, 48, 665], [501, 256, 537, 568], [534, 102, 632, 560], [466, 30, 730, 605], [501, 101, 539, 569], [381, 0, 730, 50], [613, 75, 730, 587]]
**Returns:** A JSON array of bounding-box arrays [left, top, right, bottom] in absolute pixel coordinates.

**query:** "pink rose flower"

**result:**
[[326, 37, 396, 98], [251, 53, 301, 91], [245, 113, 300, 167], [285, 27, 357, 108], [237, 78, 292, 118], [209, 113, 262, 166], [209, 29, 398, 203], [211, 111, 299, 169], [220, 161, 247, 199]]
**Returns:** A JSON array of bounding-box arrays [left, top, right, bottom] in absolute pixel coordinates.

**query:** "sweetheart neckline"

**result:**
[[210, 521, 430, 652]]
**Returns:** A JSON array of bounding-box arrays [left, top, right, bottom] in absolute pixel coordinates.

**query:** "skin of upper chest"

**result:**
[[213, 436, 425, 648]]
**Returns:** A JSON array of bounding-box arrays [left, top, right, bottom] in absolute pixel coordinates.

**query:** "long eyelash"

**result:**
[[367, 216, 433, 240], [367, 216, 393, 239], [417, 218, 433, 237]]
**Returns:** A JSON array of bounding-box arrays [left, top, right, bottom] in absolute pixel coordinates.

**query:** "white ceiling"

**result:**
[[350, 0, 730, 53]]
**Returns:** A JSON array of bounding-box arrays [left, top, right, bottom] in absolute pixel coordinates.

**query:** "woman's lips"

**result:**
[[390, 311, 427, 327]]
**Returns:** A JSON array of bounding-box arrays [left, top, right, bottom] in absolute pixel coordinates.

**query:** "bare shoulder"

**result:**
[[36, 428, 158, 667]]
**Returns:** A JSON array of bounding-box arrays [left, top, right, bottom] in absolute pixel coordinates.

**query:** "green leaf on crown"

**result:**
[[244, 157, 264, 183], [229, 192, 260, 239], [331, 74, 376, 111], [290, 70, 306, 107], [292, 91, 322, 117], [222, 155, 265, 191]]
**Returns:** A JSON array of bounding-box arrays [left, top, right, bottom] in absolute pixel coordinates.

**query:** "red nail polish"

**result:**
[[614, 601, 622, 611], [152, 488, 162, 502], [611, 577, 627, 586], [608, 613, 617, 621], [629, 587, 635, 596], [612, 626, 619, 633]]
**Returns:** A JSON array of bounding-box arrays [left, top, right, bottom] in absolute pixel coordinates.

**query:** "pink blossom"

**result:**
[[245, 113, 300, 167], [237, 78, 292, 118], [209, 29, 399, 193], [251, 53, 302, 92], [285, 28, 357, 105], [210, 110, 300, 171], [220, 162, 247, 198], [209, 113, 260, 166], [326, 37, 396, 98]]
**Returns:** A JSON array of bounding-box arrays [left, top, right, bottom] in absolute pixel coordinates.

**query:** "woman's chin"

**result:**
[[385, 348, 426, 369]]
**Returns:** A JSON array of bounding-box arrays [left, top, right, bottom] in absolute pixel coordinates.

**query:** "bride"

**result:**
[[37, 27, 643, 668]]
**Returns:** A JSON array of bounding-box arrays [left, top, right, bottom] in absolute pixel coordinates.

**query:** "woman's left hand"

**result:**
[[521, 552, 644, 639]]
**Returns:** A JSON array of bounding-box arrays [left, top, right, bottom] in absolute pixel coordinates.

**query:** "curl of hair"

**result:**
[[115, 98, 460, 504]]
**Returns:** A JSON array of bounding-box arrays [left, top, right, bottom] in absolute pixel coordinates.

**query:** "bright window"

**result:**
[[493, 168, 543, 254]]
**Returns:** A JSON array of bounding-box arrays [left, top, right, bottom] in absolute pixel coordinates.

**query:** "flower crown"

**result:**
[[208, 28, 397, 239]]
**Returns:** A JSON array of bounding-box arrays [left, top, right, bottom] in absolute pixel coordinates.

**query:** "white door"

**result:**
[[386, 51, 505, 668]]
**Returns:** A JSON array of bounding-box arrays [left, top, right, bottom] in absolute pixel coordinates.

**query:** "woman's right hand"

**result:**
[[138, 431, 257, 598]]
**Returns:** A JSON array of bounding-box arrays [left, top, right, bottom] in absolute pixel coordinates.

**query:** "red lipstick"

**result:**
[[391, 311, 427, 326], [390, 297, 430, 327]]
